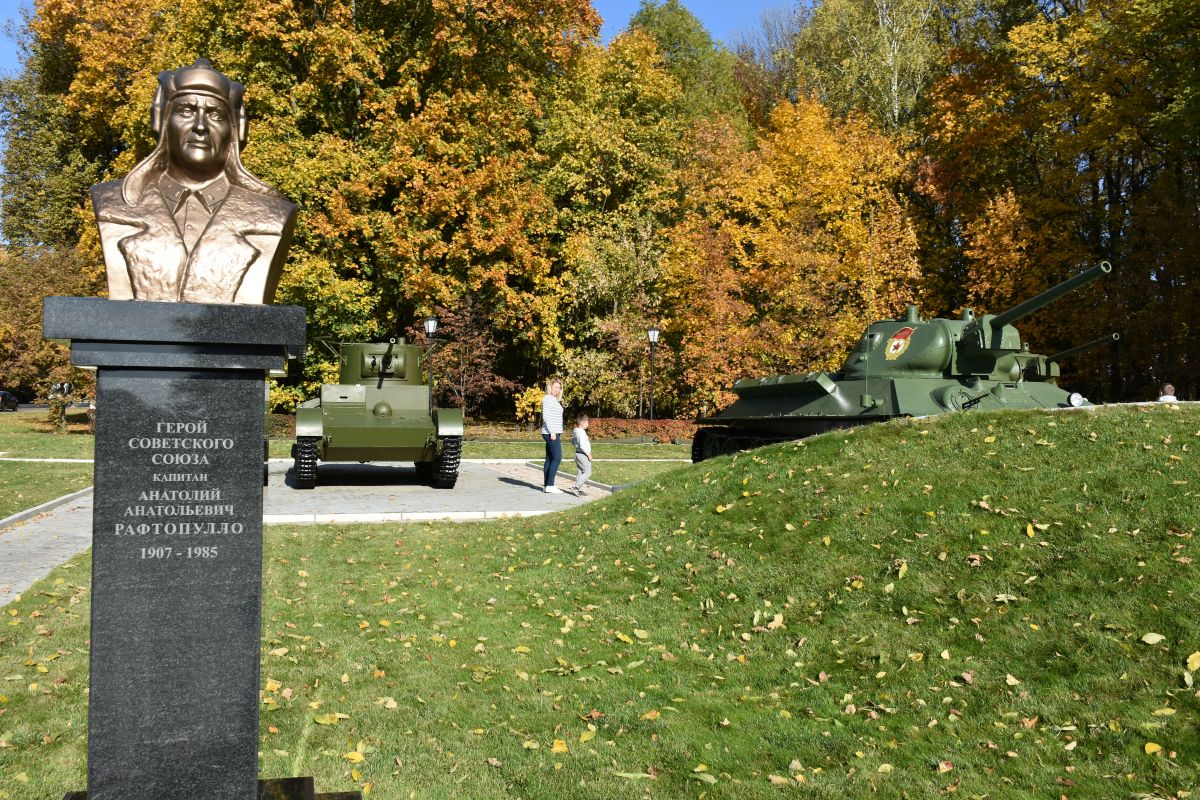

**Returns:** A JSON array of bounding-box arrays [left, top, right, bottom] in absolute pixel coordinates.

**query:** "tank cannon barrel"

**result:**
[[1049, 332, 1120, 363], [990, 261, 1112, 329]]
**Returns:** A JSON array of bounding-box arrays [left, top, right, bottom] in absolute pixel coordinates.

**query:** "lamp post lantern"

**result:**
[[423, 317, 438, 413], [647, 326, 660, 422]]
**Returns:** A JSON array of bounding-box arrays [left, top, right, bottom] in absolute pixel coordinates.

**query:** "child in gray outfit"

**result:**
[[570, 415, 592, 496]]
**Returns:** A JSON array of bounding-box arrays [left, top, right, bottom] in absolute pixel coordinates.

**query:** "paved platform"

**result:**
[[0, 461, 604, 604], [262, 459, 597, 522]]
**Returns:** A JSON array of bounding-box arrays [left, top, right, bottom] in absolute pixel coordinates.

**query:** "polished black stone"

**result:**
[[43, 299, 340, 800], [87, 367, 265, 799], [63, 778, 361, 799], [43, 296, 305, 353]]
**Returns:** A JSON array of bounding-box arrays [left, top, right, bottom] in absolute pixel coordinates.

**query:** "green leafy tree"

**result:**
[[629, 0, 748, 128], [536, 30, 688, 415]]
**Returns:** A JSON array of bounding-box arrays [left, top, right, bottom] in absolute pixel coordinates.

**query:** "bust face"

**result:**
[[165, 93, 232, 183]]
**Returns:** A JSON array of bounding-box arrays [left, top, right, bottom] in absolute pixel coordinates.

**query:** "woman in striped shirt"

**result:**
[[541, 377, 565, 493]]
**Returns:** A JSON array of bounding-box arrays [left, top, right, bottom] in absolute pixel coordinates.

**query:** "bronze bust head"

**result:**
[[91, 59, 296, 304]]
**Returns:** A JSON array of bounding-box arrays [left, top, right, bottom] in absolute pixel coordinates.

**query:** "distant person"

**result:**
[[1157, 383, 1178, 403], [569, 414, 592, 497], [541, 377, 564, 493]]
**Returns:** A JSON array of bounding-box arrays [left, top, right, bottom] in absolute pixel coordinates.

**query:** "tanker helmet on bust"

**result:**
[[91, 58, 297, 304], [151, 59, 248, 149]]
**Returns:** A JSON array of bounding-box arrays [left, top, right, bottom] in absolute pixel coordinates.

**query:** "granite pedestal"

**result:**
[[44, 297, 357, 800]]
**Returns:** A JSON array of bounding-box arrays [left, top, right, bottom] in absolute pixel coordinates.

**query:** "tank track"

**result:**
[[293, 436, 320, 489], [431, 435, 461, 489], [691, 428, 792, 463]]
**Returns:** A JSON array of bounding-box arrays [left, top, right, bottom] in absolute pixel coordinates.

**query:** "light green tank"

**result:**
[[693, 262, 1116, 462], [292, 338, 463, 488]]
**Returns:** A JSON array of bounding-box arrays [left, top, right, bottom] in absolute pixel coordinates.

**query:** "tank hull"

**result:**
[[692, 376, 1085, 461], [691, 262, 1114, 463], [291, 339, 462, 488]]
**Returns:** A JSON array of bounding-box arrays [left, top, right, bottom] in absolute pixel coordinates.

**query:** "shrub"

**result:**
[[582, 417, 695, 443], [267, 414, 296, 438]]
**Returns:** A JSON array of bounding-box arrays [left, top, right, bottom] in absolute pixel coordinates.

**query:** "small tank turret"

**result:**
[[692, 262, 1115, 462], [292, 335, 463, 488]]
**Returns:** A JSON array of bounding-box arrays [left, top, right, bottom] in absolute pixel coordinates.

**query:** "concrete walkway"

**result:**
[[0, 460, 607, 605]]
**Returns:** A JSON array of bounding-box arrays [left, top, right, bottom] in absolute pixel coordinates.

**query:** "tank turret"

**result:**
[[692, 263, 1116, 462]]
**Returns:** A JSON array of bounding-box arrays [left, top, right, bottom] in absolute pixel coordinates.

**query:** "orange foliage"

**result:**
[[663, 101, 921, 415]]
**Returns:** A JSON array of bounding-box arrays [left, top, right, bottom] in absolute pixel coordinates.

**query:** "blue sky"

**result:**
[[0, 0, 787, 77]]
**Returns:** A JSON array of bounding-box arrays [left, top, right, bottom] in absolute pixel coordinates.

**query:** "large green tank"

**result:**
[[292, 338, 463, 488], [692, 262, 1116, 462]]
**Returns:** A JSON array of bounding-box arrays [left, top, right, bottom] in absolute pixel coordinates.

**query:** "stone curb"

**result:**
[[0, 485, 94, 531], [524, 460, 617, 493]]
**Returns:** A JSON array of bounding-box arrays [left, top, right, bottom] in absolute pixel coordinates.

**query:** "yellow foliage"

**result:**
[[663, 100, 920, 414]]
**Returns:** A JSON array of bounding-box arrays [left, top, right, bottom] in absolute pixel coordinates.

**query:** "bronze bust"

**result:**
[[91, 59, 296, 304]]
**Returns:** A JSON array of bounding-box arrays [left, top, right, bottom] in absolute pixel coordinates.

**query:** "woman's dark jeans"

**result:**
[[543, 433, 562, 488]]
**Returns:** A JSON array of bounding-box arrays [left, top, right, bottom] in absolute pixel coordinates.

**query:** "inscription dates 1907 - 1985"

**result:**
[[114, 418, 243, 556]]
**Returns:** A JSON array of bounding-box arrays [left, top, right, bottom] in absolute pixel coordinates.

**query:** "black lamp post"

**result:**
[[423, 316, 438, 413], [647, 326, 660, 421]]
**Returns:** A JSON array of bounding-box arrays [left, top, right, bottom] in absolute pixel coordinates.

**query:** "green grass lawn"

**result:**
[[0, 462, 93, 519], [556, 459, 686, 486], [0, 411, 94, 459], [465, 440, 691, 461], [1, 404, 1197, 799]]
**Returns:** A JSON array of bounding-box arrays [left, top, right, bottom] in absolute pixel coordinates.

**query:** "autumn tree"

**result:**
[[0, 248, 97, 398], [731, 6, 803, 129], [536, 29, 688, 416], [663, 98, 921, 414], [795, 0, 942, 132], [918, 0, 1200, 399], [405, 296, 518, 417], [4, 0, 601, 407], [629, 0, 748, 128]]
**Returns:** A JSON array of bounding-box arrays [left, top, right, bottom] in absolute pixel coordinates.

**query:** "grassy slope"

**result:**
[[0, 404, 1196, 799]]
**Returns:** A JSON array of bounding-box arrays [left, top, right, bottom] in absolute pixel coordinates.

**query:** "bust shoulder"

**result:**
[[90, 180, 126, 214], [222, 185, 296, 232]]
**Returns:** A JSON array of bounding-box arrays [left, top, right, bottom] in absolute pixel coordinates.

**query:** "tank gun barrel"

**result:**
[[376, 337, 396, 389], [991, 261, 1112, 329], [1049, 332, 1119, 363]]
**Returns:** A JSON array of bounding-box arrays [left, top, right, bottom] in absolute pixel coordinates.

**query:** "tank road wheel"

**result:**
[[293, 437, 319, 489], [692, 428, 721, 463], [431, 435, 462, 489]]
